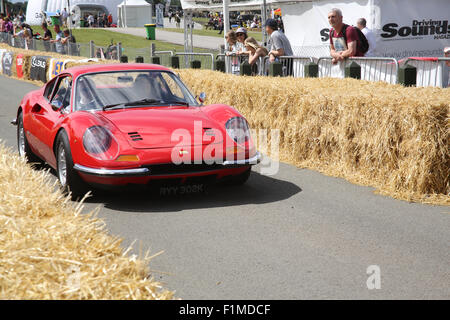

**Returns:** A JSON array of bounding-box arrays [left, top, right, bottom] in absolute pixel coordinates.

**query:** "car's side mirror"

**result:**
[[51, 99, 64, 112], [198, 92, 206, 104]]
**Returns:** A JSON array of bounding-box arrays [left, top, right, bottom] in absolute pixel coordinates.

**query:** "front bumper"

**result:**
[[73, 152, 261, 177]]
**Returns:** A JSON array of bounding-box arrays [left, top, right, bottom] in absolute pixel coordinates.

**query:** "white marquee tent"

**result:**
[[26, 0, 123, 25], [117, 0, 153, 28]]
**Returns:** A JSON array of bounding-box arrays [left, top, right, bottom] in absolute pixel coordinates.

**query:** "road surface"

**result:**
[[0, 76, 448, 299], [110, 27, 224, 51]]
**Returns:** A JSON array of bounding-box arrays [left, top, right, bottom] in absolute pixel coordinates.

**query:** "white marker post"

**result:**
[[223, 0, 230, 49]]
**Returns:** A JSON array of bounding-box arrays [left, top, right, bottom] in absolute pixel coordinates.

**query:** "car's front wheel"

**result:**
[[17, 112, 41, 163], [55, 131, 89, 200]]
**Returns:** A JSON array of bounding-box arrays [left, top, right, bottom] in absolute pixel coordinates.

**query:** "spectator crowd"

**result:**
[[0, 7, 448, 86], [0, 11, 77, 55]]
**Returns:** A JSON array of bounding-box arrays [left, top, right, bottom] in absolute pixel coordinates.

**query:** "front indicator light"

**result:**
[[116, 155, 140, 162], [226, 146, 243, 154]]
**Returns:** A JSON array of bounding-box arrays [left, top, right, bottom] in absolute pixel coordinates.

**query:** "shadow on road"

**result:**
[[83, 171, 302, 213]]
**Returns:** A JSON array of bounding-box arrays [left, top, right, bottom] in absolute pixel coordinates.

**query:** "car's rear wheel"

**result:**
[[55, 131, 89, 200], [225, 167, 252, 186], [17, 112, 41, 163]]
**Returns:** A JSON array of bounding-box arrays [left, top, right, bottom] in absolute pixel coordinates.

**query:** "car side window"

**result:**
[[50, 76, 73, 112], [44, 77, 58, 101]]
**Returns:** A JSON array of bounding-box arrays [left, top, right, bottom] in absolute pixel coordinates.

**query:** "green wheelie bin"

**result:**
[[145, 24, 156, 40], [50, 16, 60, 26]]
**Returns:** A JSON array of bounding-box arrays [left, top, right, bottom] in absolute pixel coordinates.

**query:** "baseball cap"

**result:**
[[265, 19, 278, 30], [236, 27, 247, 34]]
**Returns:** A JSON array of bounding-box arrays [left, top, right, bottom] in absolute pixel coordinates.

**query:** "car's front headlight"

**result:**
[[82, 125, 120, 161], [225, 117, 250, 144], [83, 126, 112, 154]]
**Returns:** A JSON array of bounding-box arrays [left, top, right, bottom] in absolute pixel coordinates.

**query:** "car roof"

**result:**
[[64, 63, 172, 78]]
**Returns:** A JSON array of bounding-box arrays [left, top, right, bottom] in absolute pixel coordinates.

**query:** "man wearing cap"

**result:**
[[265, 18, 293, 75]]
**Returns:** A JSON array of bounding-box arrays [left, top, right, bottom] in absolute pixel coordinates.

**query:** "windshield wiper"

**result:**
[[103, 99, 164, 111], [124, 98, 164, 106], [103, 103, 123, 110], [164, 100, 190, 106]]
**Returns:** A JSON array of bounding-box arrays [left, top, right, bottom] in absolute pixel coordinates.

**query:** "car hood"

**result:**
[[97, 107, 224, 149]]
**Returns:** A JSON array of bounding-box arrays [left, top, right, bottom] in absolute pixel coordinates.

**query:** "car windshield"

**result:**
[[74, 70, 198, 111]]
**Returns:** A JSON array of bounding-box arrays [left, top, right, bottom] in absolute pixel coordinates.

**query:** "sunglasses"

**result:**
[[236, 33, 245, 36]]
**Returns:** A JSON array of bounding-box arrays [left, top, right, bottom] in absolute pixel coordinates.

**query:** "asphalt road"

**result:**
[[110, 27, 223, 50], [0, 76, 449, 299]]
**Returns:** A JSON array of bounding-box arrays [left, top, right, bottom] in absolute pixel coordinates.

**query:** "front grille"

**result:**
[[128, 132, 143, 141], [144, 162, 245, 176]]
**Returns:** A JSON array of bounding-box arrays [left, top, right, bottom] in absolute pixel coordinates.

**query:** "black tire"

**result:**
[[55, 130, 90, 200], [17, 112, 41, 163], [224, 167, 252, 186]]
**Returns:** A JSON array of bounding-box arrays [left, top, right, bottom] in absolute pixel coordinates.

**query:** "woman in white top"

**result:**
[[225, 31, 240, 74]]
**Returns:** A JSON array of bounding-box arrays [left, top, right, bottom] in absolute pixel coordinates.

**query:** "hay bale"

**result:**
[[0, 143, 174, 299], [21, 54, 32, 80], [178, 69, 449, 205], [10, 52, 17, 78]]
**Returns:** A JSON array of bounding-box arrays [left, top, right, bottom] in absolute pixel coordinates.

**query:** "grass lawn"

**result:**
[[30, 26, 217, 67], [31, 26, 216, 52], [163, 27, 263, 42]]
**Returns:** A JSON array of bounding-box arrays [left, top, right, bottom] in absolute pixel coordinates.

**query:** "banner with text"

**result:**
[[279, 0, 449, 58]]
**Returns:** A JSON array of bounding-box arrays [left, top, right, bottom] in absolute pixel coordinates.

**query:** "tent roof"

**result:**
[[118, 0, 151, 7]]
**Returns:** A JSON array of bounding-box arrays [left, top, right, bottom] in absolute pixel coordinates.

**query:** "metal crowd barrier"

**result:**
[[174, 52, 215, 70], [217, 53, 249, 75], [350, 57, 398, 84], [154, 50, 174, 67], [317, 56, 399, 84], [402, 57, 450, 88], [1, 31, 85, 57], [279, 56, 315, 77], [0, 30, 447, 87]]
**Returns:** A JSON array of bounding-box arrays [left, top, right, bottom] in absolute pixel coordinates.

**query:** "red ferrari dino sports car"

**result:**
[[13, 63, 260, 198]]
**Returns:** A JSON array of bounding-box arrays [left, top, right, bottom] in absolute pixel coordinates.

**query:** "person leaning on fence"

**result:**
[[0, 14, 5, 33], [0, 15, 6, 42], [225, 31, 241, 75], [235, 27, 248, 54], [328, 8, 364, 64], [265, 18, 294, 75], [357, 18, 376, 57], [4, 17, 13, 34], [13, 23, 32, 49], [244, 37, 268, 75], [225, 30, 239, 54], [61, 29, 76, 54], [41, 22, 52, 51], [51, 24, 65, 54]]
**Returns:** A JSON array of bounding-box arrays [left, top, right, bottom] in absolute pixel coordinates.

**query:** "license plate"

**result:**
[[159, 183, 204, 196]]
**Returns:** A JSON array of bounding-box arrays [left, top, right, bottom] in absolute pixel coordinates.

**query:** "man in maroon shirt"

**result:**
[[328, 8, 364, 64]]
